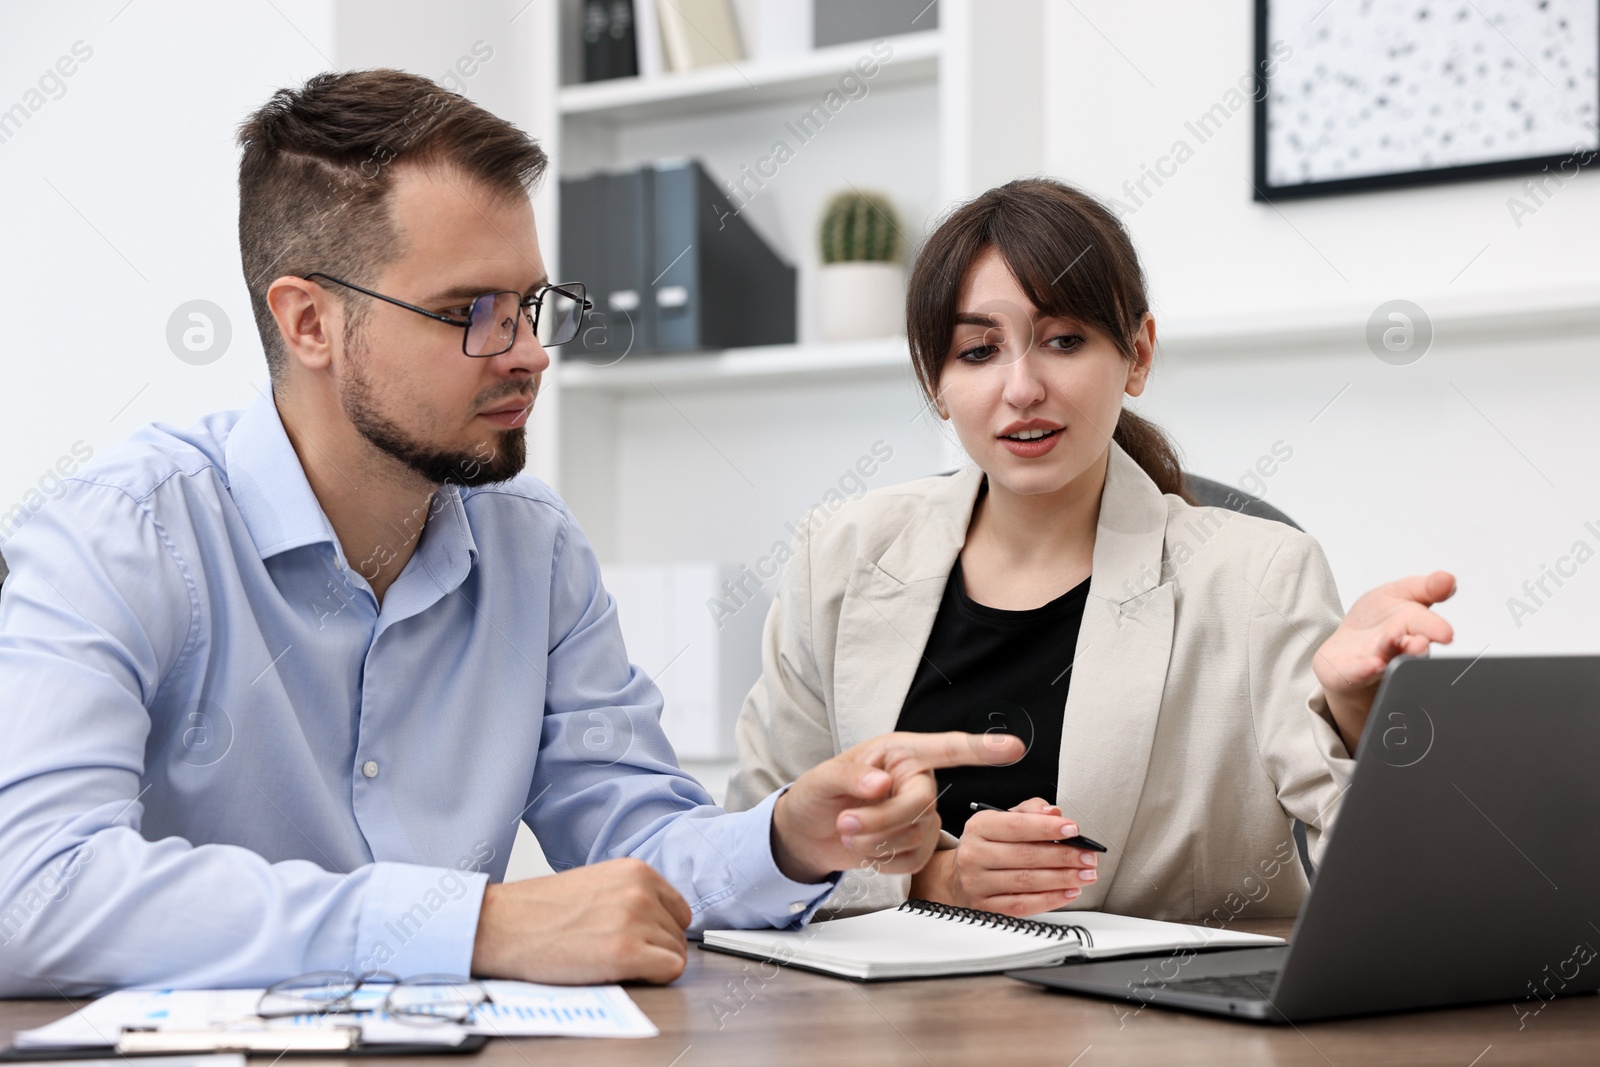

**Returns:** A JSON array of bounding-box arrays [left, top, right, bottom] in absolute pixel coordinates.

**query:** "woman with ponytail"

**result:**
[[726, 178, 1457, 922]]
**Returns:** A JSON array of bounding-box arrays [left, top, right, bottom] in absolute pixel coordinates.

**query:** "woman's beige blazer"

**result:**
[[725, 441, 1357, 923]]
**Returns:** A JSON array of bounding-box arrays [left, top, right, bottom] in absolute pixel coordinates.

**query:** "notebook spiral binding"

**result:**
[[898, 898, 1094, 948]]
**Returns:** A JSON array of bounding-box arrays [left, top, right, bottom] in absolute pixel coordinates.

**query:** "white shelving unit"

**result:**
[[558, 335, 912, 393], [557, 30, 943, 123], [527, 0, 1047, 566]]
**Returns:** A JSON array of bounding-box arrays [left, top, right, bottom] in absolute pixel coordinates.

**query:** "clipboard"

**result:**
[[0, 1033, 489, 1059]]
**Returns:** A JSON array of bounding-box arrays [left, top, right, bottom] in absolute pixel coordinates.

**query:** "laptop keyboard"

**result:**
[[1160, 970, 1280, 999]]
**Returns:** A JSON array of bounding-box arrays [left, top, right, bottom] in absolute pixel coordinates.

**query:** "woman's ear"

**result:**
[[1125, 313, 1156, 398]]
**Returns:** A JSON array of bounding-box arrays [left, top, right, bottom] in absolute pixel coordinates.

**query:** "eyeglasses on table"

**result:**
[[257, 970, 491, 1026]]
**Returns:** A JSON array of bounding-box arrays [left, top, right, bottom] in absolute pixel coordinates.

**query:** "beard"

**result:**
[[339, 324, 529, 487]]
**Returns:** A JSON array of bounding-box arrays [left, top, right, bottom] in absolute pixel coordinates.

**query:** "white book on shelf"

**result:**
[[656, 0, 746, 73], [633, 0, 665, 78], [730, 0, 813, 61]]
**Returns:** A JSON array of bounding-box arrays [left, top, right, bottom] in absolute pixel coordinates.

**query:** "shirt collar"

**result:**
[[415, 479, 480, 579], [226, 391, 342, 561]]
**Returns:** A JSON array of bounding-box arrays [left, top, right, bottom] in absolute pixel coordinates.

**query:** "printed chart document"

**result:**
[[473, 981, 657, 1039], [11, 981, 657, 1053]]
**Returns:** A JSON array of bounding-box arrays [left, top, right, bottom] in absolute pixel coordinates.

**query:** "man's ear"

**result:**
[[1125, 312, 1156, 398], [266, 276, 339, 372]]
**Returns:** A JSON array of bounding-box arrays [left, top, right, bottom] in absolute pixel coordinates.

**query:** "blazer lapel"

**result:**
[[831, 468, 983, 751], [1057, 443, 1176, 909]]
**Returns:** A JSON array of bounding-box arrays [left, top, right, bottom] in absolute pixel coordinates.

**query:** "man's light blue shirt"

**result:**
[[0, 393, 834, 996]]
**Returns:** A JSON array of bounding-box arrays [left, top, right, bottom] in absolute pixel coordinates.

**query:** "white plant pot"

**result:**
[[817, 261, 905, 343]]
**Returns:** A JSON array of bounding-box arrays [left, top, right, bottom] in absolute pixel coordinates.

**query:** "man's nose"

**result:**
[[499, 312, 550, 375]]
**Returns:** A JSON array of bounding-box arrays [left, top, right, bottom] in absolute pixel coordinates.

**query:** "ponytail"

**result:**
[[1112, 409, 1194, 503]]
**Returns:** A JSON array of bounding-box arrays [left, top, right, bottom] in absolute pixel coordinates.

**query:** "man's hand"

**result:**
[[770, 730, 1025, 883], [470, 857, 692, 984], [1313, 570, 1457, 755], [908, 797, 1096, 916]]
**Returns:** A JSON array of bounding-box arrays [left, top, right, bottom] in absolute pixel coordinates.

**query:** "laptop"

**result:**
[[1008, 653, 1600, 1023]]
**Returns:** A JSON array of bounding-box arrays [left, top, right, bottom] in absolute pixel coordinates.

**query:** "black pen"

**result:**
[[968, 801, 1108, 852]]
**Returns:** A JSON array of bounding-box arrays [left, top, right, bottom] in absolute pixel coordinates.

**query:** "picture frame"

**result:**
[[1253, 0, 1600, 201]]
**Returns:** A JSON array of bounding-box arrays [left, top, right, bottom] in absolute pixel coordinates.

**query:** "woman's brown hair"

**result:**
[[905, 177, 1190, 500]]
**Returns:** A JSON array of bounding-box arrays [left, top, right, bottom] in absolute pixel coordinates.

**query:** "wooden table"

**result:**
[[5, 919, 1598, 1066]]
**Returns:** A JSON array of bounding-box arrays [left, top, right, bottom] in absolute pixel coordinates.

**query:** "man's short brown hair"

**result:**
[[236, 69, 549, 380]]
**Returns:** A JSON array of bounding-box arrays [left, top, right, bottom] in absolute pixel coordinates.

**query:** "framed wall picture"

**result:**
[[1254, 0, 1600, 200]]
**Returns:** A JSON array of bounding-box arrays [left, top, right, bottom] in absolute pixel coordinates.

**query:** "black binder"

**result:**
[[557, 171, 612, 360], [603, 166, 655, 356], [649, 158, 796, 353], [606, 0, 639, 79], [561, 159, 796, 359], [581, 0, 638, 82], [580, 0, 611, 81]]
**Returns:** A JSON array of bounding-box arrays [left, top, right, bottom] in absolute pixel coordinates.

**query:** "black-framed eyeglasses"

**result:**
[[305, 272, 591, 356], [257, 970, 490, 1026]]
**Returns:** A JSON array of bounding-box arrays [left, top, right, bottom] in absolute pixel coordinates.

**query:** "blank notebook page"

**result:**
[[703, 908, 1082, 979], [1024, 910, 1284, 959]]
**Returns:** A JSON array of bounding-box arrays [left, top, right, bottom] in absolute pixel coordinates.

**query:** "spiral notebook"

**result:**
[[701, 899, 1285, 981]]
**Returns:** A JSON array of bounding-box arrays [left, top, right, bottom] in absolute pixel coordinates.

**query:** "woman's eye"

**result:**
[[956, 344, 996, 363], [1047, 334, 1085, 352], [443, 305, 473, 320]]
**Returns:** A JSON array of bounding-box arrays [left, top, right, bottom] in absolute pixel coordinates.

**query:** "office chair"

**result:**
[[1180, 472, 1301, 531]]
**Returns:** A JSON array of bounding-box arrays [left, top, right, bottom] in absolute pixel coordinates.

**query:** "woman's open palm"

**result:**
[[1313, 570, 1456, 751]]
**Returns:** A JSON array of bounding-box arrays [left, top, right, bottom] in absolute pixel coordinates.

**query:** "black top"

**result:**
[[892, 554, 1091, 837]]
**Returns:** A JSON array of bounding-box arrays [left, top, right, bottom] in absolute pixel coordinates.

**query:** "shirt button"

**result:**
[[789, 901, 808, 915], [362, 760, 379, 779]]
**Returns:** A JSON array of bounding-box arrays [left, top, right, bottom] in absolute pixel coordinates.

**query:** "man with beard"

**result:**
[[0, 69, 1014, 996]]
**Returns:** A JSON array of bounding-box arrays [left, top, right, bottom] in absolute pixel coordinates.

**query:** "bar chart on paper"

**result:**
[[470, 982, 658, 1039], [13, 982, 658, 1049]]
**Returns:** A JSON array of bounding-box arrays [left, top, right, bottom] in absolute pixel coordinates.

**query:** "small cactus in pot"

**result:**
[[820, 190, 903, 264], [816, 189, 906, 342]]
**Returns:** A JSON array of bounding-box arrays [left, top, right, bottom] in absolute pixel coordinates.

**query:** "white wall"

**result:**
[[1046, 0, 1600, 657], [0, 0, 335, 538]]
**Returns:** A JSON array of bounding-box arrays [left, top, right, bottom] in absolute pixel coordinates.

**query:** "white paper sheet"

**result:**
[[14, 981, 657, 1048], [3, 1057, 244, 1067]]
